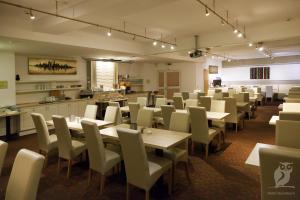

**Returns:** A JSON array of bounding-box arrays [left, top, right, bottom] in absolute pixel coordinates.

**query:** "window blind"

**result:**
[[95, 61, 116, 89]]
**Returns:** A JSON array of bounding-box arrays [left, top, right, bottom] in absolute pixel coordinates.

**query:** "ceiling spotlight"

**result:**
[[170, 45, 175, 50], [248, 43, 253, 47], [221, 20, 225, 26], [258, 46, 264, 51], [204, 54, 207, 57], [233, 29, 238, 34], [237, 32, 243, 38], [161, 44, 166, 48], [29, 9, 35, 20], [205, 7, 210, 16], [228, 59, 231, 62], [153, 41, 157, 46], [188, 51, 192, 54], [211, 55, 215, 59], [107, 29, 112, 36]]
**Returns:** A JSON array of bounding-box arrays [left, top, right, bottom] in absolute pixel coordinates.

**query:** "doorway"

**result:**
[[158, 71, 180, 99]]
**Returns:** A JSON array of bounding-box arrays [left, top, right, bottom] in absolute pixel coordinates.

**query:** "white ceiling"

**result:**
[[0, 0, 300, 61]]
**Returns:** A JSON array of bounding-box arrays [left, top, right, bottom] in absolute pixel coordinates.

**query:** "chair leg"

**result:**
[[88, 169, 92, 186], [145, 190, 150, 200], [184, 161, 191, 183], [44, 152, 48, 168], [57, 157, 61, 174], [191, 141, 194, 155], [168, 167, 173, 195], [235, 123, 238, 133], [205, 144, 209, 159], [171, 163, 176, 190], [100, 174, 106, 195], [67, 160, 72, 179], [126, 183, 130, 200]]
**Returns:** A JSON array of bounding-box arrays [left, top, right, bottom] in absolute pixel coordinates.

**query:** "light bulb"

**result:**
[[233, 29, 238, 34], [107, 31, 112, 36], [153, 41, 157, 46], [258, 47, 264, 51], [237, 32, 243, 38], [248, 43, 253, 47], [161, 44, 165, 48], [205, 7, 210, 16], [170, 46, 175, 50]]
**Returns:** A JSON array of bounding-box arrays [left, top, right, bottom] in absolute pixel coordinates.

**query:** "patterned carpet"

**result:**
[[0, 102, 280, 200]]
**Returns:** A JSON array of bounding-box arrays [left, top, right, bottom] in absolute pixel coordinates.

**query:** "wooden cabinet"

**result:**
[[45, 104, 58, 120]]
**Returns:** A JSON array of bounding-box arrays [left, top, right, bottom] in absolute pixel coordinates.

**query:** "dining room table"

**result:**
[[46, 117, 113, 131], [120, 106, 161, 114], [245, 143, 300, 169], [269, 115, 279, 125], [100, 124, 191, 151]]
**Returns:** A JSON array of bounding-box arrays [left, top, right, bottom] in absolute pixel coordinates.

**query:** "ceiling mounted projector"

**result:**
[[189, 35, 203, 58]]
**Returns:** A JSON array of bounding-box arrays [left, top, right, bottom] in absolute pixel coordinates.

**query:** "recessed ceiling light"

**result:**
[[258, 47, 264, 51]]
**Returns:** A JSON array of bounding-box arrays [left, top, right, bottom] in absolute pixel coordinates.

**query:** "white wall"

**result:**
[[15, 54, 87, 104], [0, 51, 16, 106], [118, 62, 205, 92]]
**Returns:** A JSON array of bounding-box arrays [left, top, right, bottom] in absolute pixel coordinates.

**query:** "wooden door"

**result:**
[[203, 69, 209, 95], [158, 71, 180, 99], [158, 71, 165, 95]]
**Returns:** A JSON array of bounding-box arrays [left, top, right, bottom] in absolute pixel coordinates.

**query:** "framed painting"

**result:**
[[28, 57, 77, 75], [209, 65, 218, 74]]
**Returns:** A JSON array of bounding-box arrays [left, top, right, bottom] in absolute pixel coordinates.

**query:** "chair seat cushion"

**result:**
[[163, 147, 187, 162], [208, 128, 218, 141], [71, 140, 86, 158], [103, 148, 121, 173], [212, 119, 225, 128], [147, 153, 172, 174]]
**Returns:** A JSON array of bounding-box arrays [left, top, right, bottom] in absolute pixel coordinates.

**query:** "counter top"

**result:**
[[17, 98, 94, 108]]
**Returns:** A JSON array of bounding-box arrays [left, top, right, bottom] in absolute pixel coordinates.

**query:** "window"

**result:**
[[95, 61, 117, 90]]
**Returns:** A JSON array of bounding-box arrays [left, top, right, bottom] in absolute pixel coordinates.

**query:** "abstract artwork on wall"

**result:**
[[250, 67, 270, 79], [28, 57, 77, 75]]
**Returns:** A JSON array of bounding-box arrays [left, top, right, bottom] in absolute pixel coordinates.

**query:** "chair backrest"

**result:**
[[52, 115, 73, 159], [199, 96, 211, 111], [189, 107, 209, 143], [242, 92, 250, 102], [108, 102, 122, 124], [81, 121, 106, 173], [155, 98, 166, 108], [137, 97, 147, 107], [84, 105, 98, 119], [173, 92, 182, 97], [6, 149, 44, 200], [246, 89, 255, 97], [173, 96, 184, 109], [282, 103, 300, 112], [259, 148, 300, 200], [169, 112, 189, 132], [210, 100, 225, 112], [136, 109, 154, 128], [213, 92, 223, 100], [228, 88, 236, 97], [189, 93, 197, 99], [185, 99, 198, 109], [279, 112, 300, 121], [31, 113, 50, 151], [161, 105, 175, 129], [207, 89, 215, 96], [181, 92, 189, 100], [265, 86, 273, 98], [0, 140, 8, 175], [222, 92, 229, 98], [116, 128, 150, 188], [104, 106, 119, 124], [276, 120, 300, 149], [224, 97, 238, 123], [233, 93, 244, 102], [128, 102, 140, 123]]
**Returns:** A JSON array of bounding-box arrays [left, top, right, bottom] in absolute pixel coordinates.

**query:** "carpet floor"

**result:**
[[0, 101, 280, 200]]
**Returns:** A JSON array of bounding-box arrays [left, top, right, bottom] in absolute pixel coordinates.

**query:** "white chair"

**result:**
[[259, 148, 300, 200], [181, 92, 189, 100], [155, 98, 167, 108], [136, 109, 154, 128], [282, 103, 300, 112], [109, 101, 128, 124], [104, 106, 119, 125], [185, 99, 198, 109], [276, 120, 300, 149], [84, 105, 98, 119], [173, 96, 184, 110], [164, 112, 191, 185], [189, 107, 220, 159], [210, 100, 226, 139], [128, 102, 140, 124], [224, 98, 245, 133], [52, 115, 86, 179], [81, 121, 121, 195], [228, 88, 236, 97], [189, 93, 197, 99], [173, 92, 182, 97], [213, 92, 223, 100], [5, 149, 45, 200], [207, 89, 215, 97], [161, 105, 176, 129], [137, 97, 147, 107], [0, 140, 8, 175], [31, 113, 58, 166], [265, 86, 273, 102], [116, 128, 172, 200], [199, 96, 211, 111]]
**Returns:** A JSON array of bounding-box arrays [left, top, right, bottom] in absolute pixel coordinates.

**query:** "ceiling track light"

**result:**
[[170, 45, 175, 50], [153, 41, 157, 46], [221, 20, 225, 26], [205, 6, 210, 16], [161, 44, 166, 48], [233, 29, 238, 34], [29, 9, 35, 20], [237, 32, 243, 38], [248, 43, 253, 47], [107, 28, 112, 36]]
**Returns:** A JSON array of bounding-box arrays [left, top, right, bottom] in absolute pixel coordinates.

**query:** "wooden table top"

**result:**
[[120, 106, 161, 113], [0, 111, 21, 118], [100, 124, 191, 150], [245, 143, 300, 169], [46, 117, 113, 131], [175, 109, 229, 120]]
